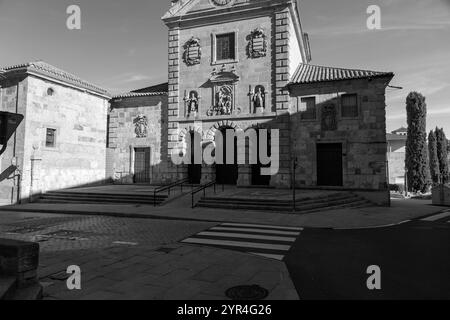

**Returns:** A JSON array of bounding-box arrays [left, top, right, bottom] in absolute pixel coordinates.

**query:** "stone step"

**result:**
[[298, 200, 373, 214], [39, 194, 167, 202], [200, 193, 359, 207], [197, 197, 371, 212], [0, 277, 17, 300], [44, 191, 167, 200], [38, 196, 166, 205]]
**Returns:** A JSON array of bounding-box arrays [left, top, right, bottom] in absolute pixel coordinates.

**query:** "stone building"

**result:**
[[108, 83, 169, 184], [0, 61, 110, 205], [387, 128, 407, 187], [104, 0, 395, 204], [1, 0, 396, 206]]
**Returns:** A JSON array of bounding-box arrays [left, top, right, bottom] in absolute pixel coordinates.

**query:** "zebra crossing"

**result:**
[[181, 222, 303, 261], [420, 209, 450, 223]]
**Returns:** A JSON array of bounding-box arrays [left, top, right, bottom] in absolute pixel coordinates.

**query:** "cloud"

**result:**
[[122, 74, 153, 83]]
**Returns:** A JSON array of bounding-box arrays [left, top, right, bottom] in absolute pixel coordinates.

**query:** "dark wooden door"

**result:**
[[317, 143, 343, 187], [188, 132, 202, 185], [216, 128, 238, 185], [134, 148, 151, 184]]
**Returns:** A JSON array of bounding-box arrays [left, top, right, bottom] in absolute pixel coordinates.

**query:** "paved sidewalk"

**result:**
[[0, 198, 446, 229], [39, 244, 298, 300]]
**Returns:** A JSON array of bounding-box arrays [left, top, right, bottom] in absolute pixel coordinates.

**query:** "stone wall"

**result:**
[[108, 95, 169, 184], [0, 76, 28, 205], [20, 76, 109, 201], [289, 78, 389, 193], [388, 152, 405, 185], [432, 185, 450, 207]]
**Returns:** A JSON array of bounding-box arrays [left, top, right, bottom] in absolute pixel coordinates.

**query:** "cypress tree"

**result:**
[[405, 92, 429, 193], [428, 130, 440, 185], [436, 128, 449, 184]]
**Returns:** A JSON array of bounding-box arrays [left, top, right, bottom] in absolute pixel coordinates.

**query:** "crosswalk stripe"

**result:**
[[221, 223, 303, 231], [210, 227, 300, 236], [181, 238, 291, 251], [422, 211, 450, 222], [180, 223, 302, 261], [196, 231, 296, 242], [248, 252, 285, 261]]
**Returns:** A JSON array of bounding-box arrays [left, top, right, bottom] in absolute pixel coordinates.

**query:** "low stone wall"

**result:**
[[0, 239, 43, 300], [432, 185, 450, 206]]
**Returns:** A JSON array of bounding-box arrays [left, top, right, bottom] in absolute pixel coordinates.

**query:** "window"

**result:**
[[47, 88, 55, 96], [216, 33, 236, 61], [300, 97, 316, 120], [45, 128, 56, 148], [341, 94, 359, 118]]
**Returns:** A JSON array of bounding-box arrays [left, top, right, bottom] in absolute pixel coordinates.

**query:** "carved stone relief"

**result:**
[[321, 104, 337, 131], [134, 115, 148, 138], [247, 28, 267, 59], [183, 37, 201, 66]]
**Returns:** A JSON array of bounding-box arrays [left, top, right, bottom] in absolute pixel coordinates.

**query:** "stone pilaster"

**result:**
[[167, 27, 182, 181], [274, 9, 291, 112]]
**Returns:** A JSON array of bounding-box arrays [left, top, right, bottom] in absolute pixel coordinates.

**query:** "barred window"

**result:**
[[216, 33, 235, 61], [300, 97, 316, 120], [45, 128, 56, 148], [341, 94, 359, 118]]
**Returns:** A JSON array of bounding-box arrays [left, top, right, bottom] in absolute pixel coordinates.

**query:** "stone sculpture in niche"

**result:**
[[207, 85, 233, 116], [251, 85, 266, 114], [183, 37, 201, 66], [321, 104, 337, 131], [185, 90, 199, 117], [206, 66, 239, 117], [134, 115, 148, 138], [247, 28, 267, 59]]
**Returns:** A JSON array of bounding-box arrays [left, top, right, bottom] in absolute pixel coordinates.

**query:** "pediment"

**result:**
[[162, 0, 265, 21]]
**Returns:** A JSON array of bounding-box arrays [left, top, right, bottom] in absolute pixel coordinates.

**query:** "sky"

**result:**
[[0, 0, 449, 134]]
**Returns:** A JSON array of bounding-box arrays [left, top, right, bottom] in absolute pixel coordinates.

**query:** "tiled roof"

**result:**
[[387, 133, 407, 141], [289, 63, 394, 85], [131, 82, 168, 94], [112, 82, 168, 99], [0, 61, 109, 96], [392, 127, 407, 134]]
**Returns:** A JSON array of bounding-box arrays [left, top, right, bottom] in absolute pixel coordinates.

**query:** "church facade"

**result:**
[[108, 0, 394, 204], [1, 0, 395, 206]]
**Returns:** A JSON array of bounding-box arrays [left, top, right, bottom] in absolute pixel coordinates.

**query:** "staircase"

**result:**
[[37, 191, 168, 206], [196, 192, 373, 213]]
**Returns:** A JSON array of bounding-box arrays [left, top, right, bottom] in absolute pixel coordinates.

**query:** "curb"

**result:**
[[0, 207, 220, 224]]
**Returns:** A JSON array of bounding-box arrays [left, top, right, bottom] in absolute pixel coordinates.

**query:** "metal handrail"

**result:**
[[153, 178, 190, 206], [191, 181, 225, 208]]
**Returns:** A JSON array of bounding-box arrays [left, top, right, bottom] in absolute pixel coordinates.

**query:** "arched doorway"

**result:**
[[187, 131, 202, 184], [251, 129, 271, 186], [215, 127, 238, 185]]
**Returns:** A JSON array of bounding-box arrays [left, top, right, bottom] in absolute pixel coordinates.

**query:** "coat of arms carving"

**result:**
[[247, 28, 267, 59], [134, 115, 148, 138], [321, 105, 337, 131], [183, 37, 202, 66]]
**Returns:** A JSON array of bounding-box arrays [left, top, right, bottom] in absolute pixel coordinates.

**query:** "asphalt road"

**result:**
[[285, 214, 450, 300]]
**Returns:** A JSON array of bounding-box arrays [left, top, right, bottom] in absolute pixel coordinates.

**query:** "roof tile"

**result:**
[[290, 63, 394, 85], [1, 61, 109, 96]]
